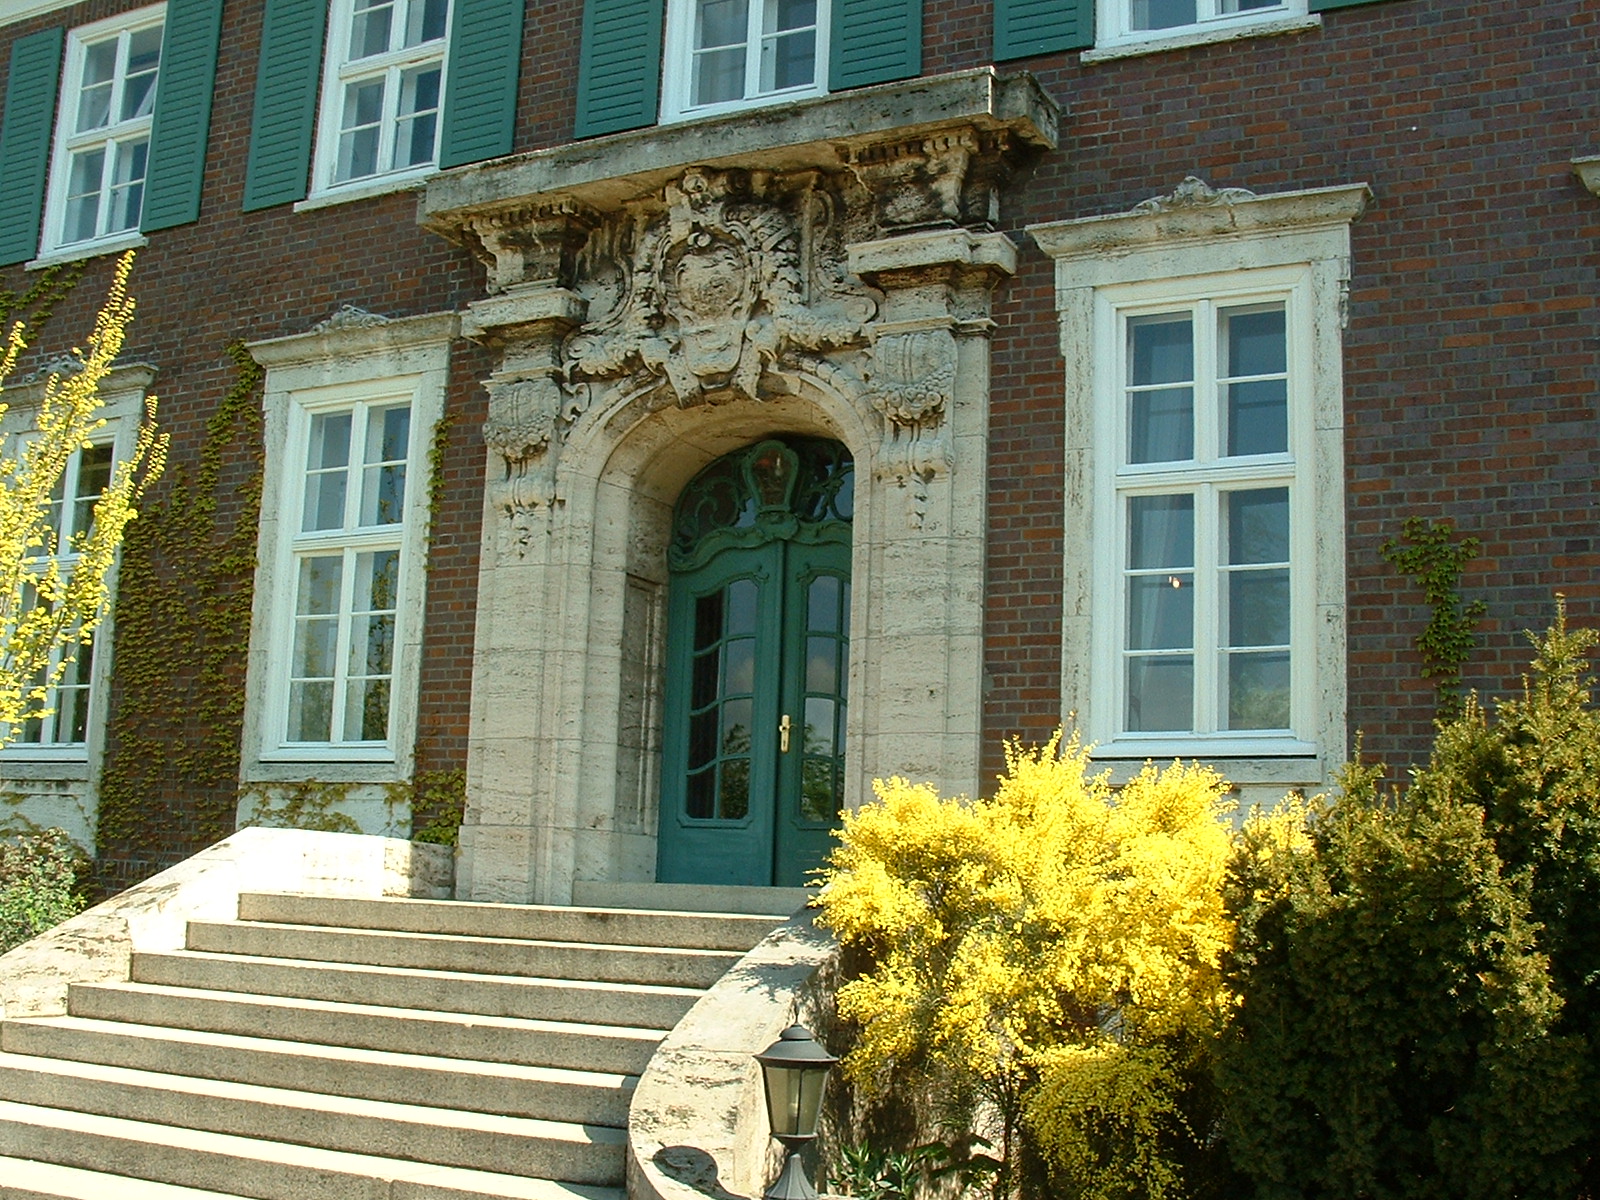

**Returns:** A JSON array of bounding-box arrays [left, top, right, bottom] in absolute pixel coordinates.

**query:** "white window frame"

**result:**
[[242, 310, 456, 782], [660, 0, 831, 124], [1088, 0, 1316, 60], [1030, 179, 1369, 787], [1099, 271, 1311, 758], [309, 0, 454, 201], [39, 4, 166, 260], [0, 364, 155, 771]]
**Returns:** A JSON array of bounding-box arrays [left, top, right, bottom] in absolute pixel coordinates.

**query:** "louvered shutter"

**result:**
[[439, 0, 523, 168], [994, 0, 1094, 60], [142, 0, 224, 231], [573, 0, 663, 138], [0, 28, 64, 266], [243, 0, 328, 211], [829, 0, 921, 91]]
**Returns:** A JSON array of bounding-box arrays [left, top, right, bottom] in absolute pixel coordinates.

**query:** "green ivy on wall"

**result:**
[[1381, 515, 1486, 715], [0, 261, 84, 335], [95, 341, 267, 881]]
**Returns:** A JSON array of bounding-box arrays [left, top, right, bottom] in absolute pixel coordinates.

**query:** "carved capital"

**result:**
[[466, 199, 600, 293], [866, 322, 956, 432]]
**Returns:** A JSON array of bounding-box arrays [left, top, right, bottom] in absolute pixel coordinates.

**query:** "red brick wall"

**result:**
[[3, 0, 1596, 874]]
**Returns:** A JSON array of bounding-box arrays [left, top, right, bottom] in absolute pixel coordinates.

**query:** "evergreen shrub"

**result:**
[[0, 828, 87, 954]]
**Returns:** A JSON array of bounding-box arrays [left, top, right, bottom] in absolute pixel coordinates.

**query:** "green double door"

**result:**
[[657, 439, 852, 888]]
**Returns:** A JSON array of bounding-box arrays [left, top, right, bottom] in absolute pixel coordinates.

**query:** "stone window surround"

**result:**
[[0, 360, 156, 780], [658, 0, 832, 124], [240, 308, 457, 788], [1029, 177, 1370, 791], [1081, 9, 1320, 63]]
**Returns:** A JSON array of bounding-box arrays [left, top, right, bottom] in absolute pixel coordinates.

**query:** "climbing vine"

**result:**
[[95, 342, 266, 886], [1380, 516, 1486, 713], [0, 261, 84, 335]]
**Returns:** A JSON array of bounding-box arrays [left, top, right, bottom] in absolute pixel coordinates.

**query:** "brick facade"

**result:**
[[0, 0, 1594, 885]]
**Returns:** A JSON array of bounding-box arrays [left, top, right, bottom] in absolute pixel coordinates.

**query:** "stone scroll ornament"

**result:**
[[864, 324, 957, 529]]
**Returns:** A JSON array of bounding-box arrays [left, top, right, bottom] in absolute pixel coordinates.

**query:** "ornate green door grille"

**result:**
[[658, 438, 852, 887]]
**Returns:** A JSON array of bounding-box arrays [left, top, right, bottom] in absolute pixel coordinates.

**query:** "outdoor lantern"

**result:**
[[755, 1024, 837, 1200]]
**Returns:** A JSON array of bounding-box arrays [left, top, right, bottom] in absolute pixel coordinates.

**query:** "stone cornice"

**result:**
[[1, 360, 157, 411], [247, 310, 460, 369], [1573, 155, 1600, 196], [1029, 178, 1372, 261], [420, 69, 1060, 242]]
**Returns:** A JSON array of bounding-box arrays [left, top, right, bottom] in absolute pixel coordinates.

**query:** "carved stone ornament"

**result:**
[[865, 322, 957, 528], [564, 168, 873, 409], [310, 304, 391, 334], [1132, 176, 1259, 214], [12, 353, 84, 387]]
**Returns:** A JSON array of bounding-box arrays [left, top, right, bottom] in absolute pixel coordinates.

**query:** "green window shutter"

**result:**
[[573, 0, 663, 138], [243, 0, 328, 211], [994, 0, 1093, 60], [142, 0, 224, 232], [439, 0, 524, 168], [0, 28, 63, 267], [829, 0, 921, 91]]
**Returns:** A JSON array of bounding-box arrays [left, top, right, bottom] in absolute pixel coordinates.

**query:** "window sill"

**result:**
[[658, 83, 829, 127], [1082, 13, 1320, 64], [27, 230, 148, 271], [0, 755, 91, 782], [1093, 752, 1324, 789], [245, 756, 404, 787], [295, 171, 433, 213]]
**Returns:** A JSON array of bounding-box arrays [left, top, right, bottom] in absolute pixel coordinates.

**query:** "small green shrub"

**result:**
[[0, 828, 88, 953]]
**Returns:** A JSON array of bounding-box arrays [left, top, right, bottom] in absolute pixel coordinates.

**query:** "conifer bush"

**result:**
[[1220, 605, 1600, 1200], [817, 733, 1241, 1200]]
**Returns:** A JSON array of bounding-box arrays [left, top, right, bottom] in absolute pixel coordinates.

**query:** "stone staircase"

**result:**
[[0, 888, 801, 1199]]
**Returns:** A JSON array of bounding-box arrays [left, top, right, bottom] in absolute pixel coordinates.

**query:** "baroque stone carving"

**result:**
[[564, 168, 872, 408], [865, 323, 957, 528], [309, 304, 391, 333], [1132, 176, 1258, 213]]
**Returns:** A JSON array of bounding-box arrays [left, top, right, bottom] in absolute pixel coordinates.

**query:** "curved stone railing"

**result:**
[[628, 906, 840, 1200], [0, 826, 452, 1019]]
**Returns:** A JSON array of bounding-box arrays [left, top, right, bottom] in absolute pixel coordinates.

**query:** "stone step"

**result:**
[[67, 982, 662, 1075], [185, 921, 742, 989], [0, 1099, 626, 1200], [132, 950, 699, 1030], [0, 1053, 626, 1184], [238, 893, 786, 953], [1, 1015, 633, 1126], [571, 881, 812, 916], [0, 1154, 251, 1200]]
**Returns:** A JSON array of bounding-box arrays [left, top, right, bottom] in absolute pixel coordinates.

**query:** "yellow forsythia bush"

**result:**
[[817, 732, 1237, 1200]]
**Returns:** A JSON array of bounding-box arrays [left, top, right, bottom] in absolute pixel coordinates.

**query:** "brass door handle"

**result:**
[[779, 713, 792, 752]]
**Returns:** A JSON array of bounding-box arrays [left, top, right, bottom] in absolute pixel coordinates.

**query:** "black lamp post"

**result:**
[[755, 1024, 837, 1200]]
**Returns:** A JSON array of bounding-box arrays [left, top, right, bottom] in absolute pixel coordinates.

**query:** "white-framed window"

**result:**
[[1108, 283, 1303, 749], [281, 397, 412, 748], [243, 310, 455, 779], [661, 0, 830, 123], [1030, 179, 1369, 786], [312, 0, 453, 195], [40, 5, 165, 256], [0, 363, 154, 775], [1092, 0, 1311, 56], [12, 441, 116, 750]]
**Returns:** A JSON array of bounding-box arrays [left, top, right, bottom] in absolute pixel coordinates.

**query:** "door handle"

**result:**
[[779, 713, 792, 753]]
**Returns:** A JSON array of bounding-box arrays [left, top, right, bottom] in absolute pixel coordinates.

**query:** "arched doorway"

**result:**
[[656, 437, 853, 887]]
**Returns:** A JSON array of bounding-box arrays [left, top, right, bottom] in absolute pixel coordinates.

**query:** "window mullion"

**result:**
[[745, 0, 763, 100], [331, 546, 359, 744], [1195, 481, 1218, 734]]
